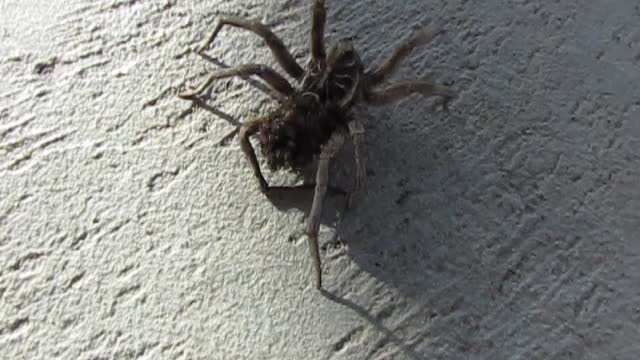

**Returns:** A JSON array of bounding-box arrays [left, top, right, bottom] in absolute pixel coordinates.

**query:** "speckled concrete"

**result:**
[[2, 0, 640, 359]]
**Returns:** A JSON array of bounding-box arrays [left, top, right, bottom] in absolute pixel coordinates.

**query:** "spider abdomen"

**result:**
[[257, 97, 350, 172]]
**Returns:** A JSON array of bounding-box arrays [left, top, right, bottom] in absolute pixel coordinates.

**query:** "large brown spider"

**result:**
[[178, 0, 454, 289]]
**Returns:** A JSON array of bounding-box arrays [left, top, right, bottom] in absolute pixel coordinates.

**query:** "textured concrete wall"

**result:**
[[1, 0, 639, 359]]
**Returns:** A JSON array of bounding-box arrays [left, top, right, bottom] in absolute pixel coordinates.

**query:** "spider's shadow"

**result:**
[[320, 289, 425, 360], [189, 97, 241, 127], [332, 104, 475, 292]]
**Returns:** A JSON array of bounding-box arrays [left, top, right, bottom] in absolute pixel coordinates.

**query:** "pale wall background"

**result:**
[[1, 0, 639, 359]]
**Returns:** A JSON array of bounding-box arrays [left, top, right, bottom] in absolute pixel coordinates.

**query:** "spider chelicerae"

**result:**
[[178, 0, 454, 289]]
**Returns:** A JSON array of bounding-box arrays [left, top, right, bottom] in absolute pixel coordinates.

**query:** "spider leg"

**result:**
[[178, 64, 294, 100], [347, 119, 367, 209], [197, 16, 304, 81], [307, 131, 346, 289], [268, 184, 346, 196], [239, 118, 347, 196], [310, 0, 327, 63], [362, 80, 454, 106], [365, 30, 433, 86], [239, 117, 270, 193]]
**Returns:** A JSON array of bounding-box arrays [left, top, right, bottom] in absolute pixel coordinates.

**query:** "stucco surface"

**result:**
[[1, 0, 639, 359]]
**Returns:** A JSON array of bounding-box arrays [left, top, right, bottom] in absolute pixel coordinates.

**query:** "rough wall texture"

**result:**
[[1, 0, 639, 359]]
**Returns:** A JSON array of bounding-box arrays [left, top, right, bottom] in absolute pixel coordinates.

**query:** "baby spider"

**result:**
[[178, 0, 454, 289]]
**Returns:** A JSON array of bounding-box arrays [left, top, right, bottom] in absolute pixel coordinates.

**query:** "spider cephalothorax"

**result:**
[[178, 0, 454, 289]]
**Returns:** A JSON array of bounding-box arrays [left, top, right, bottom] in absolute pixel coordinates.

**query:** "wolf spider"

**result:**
[[178, 0, 454, 289]]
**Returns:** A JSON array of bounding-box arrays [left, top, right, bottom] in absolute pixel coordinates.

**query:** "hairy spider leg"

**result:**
[[310, 0, 327, 63], [306, 131, 346, 289], [239, 117, 270, 192], [365, 30, 434, 86], [178, 64, 294, 99], [197, 16, 304, 81], [363, 80, 454, 105], [238, 116, 347, 196]]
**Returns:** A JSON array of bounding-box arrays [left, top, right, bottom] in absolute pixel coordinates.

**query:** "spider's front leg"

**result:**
[[310, 0, 327, 63], [366, 30, 434, 86], [197, 16, 304, 81], [361, 29, 455, 106], [363, 80, 454, 106], [307, 131, 346, 289], [178, 64, 294, 100], [347, 119, 367, 209]]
